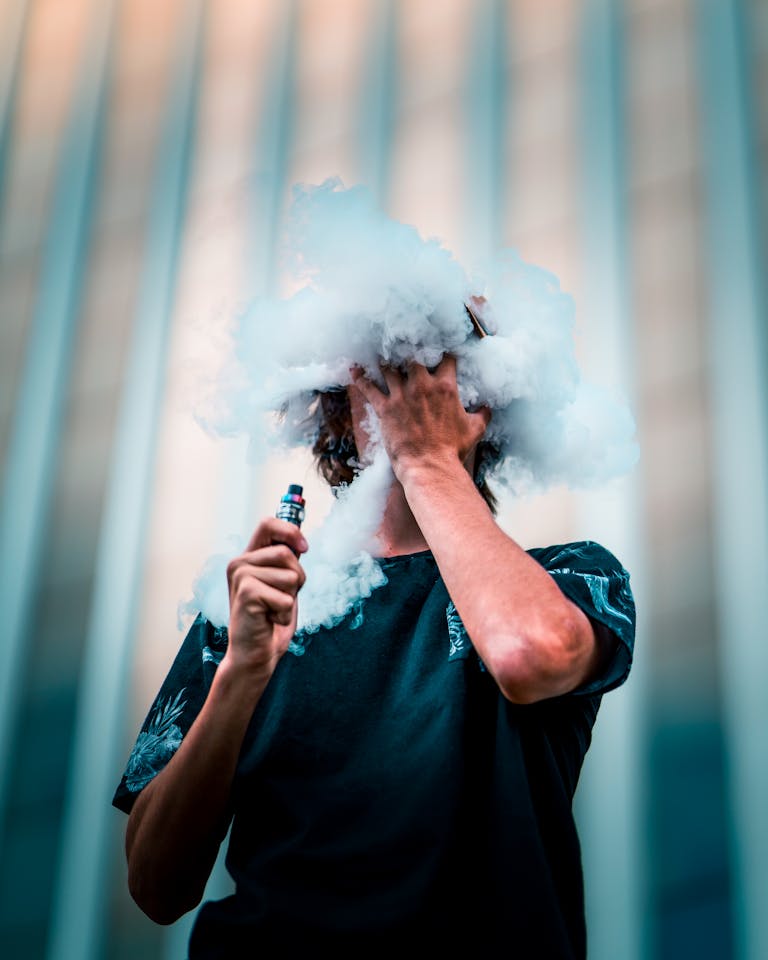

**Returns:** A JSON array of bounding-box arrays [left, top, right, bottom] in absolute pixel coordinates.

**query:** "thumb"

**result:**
[[471, 405, 492, 433]]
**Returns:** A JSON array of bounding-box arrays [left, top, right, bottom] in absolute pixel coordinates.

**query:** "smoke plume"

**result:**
[[183, 178, 638, 635]]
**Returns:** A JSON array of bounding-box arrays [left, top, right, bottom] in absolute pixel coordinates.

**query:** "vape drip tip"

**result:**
[[276, 484, 305, 527]]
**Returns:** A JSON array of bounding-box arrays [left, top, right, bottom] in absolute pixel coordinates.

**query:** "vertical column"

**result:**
[[695, 3, 768, 958], [463, 0, 506, 263], [212, 0, 298, 537], [248, 0, 297, 299], [162, 5, 299, 957], [0, 0, 115, 851], [46, 4, 205, 960], [358, 0, 397, 210], [0, 0, 28, 214], [575, 2, 647, 959]]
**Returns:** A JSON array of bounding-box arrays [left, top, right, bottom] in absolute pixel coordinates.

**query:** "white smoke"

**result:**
[[184, 177, 639, 634], [293, 438, 393, 636], [178, 441, 393, 638]]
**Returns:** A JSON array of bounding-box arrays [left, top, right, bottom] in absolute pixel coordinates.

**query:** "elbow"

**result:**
[[493, 658, 554, 704], [128, 864, 202, 925], [124, 791, 210, 925], [127, 840, 204, 925], [487, 612, 590, 705], [124, 793, 227, 926]]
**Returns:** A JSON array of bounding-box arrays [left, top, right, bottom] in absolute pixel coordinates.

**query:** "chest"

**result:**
[[233, 571, 488, 799]]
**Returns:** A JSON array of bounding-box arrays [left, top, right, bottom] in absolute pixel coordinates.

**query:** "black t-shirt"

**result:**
[[114, 541, 635, 958]]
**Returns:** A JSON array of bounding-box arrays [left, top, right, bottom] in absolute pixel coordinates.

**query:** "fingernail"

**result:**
[[299, 536, 308, 551]]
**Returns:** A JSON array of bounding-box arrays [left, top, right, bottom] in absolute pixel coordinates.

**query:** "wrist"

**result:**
[[395, 452, 469, 490], [215, 652, 275, 702]]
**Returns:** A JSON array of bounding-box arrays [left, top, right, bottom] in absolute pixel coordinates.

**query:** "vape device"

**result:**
[[465, 301, 492, 339], [276, 484, 306, 528]]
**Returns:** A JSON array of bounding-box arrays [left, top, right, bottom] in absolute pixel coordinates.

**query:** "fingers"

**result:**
[[433, 353, 457, 381], [467, 406, 492, 443], [474, 405, 492, 429], [379, 364, 403, 396], [350, 363, 403, 415], [349, 363, 368, 387], [229, 576, 297, 627], [403, 354, 457, 387], [355, 361, 402, 397], [466, 412, 491, 461], [251, 565, 306, 593], [228, 545, 305, 591], [352, 356, 456, 392], [404, 358, 432, 382], [237, 543, 306, 569], [231, 530, 307, 623], [244, 517, 308, 554], [349, 365, 384, 410], [227, 546, 305, 631], [228, 560, 305, 596]]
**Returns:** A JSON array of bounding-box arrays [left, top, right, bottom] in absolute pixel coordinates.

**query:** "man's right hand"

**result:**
[[127, 515, 307, 924], [224, 517, 308, 676]]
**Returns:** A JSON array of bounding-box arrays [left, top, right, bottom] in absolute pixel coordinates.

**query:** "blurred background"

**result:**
[[1, 0, 766, 957]]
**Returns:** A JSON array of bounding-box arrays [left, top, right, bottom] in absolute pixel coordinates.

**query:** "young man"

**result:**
[[114, 356, 635, 957]]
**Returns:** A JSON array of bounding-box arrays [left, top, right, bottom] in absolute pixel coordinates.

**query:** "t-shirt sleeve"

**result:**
[[528, 540, 636, 697], [112, 613, 229, 815]]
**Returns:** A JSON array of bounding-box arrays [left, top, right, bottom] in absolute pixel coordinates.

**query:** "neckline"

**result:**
[[376, 549, 434, 565]]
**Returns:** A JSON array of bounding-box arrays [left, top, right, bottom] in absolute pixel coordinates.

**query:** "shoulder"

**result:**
[[112, 614, 227, 814], [527, 541, 633, 618], [528, 540, 636, 697], [527, 540, 629, 577]]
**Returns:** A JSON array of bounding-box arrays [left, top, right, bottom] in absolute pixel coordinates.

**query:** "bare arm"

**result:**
[[126, 661, 271, 923], [398, 458, 606, 703], [125, 519, 307, 924], [352, 357, 607, 704]]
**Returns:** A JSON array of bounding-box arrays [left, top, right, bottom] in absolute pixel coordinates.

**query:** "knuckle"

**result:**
[[278, 590, 295, 610], [236, 579, 256, 604], [274, 544, 294, 564], [229, 568, 246, 593]]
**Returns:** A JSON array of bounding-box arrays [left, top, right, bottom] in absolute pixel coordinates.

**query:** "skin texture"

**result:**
[[350, 356, 609, 705], [125, 519, 307, 923], [125, 354, 612, 924]]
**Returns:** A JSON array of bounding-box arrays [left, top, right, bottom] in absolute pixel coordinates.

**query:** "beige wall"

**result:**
[[0, 1, 765, 957]]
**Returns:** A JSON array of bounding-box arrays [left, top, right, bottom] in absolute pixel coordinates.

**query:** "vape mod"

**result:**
[[276, 484, 305, 528]]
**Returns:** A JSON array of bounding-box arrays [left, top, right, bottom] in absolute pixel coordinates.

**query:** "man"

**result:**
[[114, 355, 635, 957]]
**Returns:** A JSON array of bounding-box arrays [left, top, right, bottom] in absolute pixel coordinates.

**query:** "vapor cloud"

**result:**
[[183, 178, 638, 635]]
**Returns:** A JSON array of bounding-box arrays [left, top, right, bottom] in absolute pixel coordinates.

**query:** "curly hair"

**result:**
[[311, 389, 500, 514]]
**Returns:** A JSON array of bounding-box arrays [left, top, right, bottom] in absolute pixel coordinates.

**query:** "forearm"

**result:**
[[399, 457, 596, 702], [126, 659, 271, 923], [350, 357, 601, 701]]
